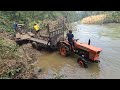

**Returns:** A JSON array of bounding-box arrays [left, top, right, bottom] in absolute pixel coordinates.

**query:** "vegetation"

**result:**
[[0, 11, 80, 79], [0, 36, 21, 79], [1, 11, 120, 33], [0, 38, 19, 59], [0, 11, 80, 34], [78, 11, 120, 24], [0, 11, 120, 79], [0, 35, 38, 79], [80, 14, 106, 24]]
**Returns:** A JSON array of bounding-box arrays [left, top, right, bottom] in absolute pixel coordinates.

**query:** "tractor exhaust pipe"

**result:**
[[88, 39, 91, 45]]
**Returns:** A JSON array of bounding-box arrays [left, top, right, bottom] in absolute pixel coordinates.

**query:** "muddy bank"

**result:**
[[0, 31, 42, 79]]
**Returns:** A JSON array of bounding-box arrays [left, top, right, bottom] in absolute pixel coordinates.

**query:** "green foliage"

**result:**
[[78, 11, 120, 23], [1, 11, 120, 33], [0, 11, 80, 33], [0, 67, 22, 79]]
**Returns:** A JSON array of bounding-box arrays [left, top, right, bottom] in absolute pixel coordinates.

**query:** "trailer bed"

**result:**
[[15, 32, 49, 45], [29, 37, 49, 45]]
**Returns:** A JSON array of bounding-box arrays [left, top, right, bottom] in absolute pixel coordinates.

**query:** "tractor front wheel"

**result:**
[[77, 58, 88, 68]]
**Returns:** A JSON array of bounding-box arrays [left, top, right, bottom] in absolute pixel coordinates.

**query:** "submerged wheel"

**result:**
[[59, 44, 70, 57], [84, 63, 88, 68], [78, 59, 84, 66], [77, 58, 88, 68]]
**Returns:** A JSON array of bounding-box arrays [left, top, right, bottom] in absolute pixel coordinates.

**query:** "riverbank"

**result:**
[[80, 14, 106, 24], [0, 31, 42, 79], [80, 14, 120, 24]]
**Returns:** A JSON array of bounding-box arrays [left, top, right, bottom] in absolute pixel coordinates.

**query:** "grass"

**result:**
[[0, 67, 22, 79], [0, 35, 38, 79], [80, 14, 120, 24], [80, 14, 107, 24], [0, 38, 20, 60]]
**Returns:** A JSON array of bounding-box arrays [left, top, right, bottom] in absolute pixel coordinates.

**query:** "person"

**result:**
[[17, 23, 25, 34], [33, 23, 40, 36], [66, 30, 75, 52], [13, 22, 18, 32]]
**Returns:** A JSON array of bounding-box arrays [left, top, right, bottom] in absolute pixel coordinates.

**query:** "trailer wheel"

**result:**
[[32, 42, 38, 49], [59, 45, 70, 57]]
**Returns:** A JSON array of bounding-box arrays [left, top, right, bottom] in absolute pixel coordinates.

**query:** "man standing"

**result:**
[[13, 22, 18, 32], [66, 30, 75, 52], [33, 23, 40, 37]]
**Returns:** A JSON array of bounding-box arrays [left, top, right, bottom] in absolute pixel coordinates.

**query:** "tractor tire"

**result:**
[[83, 63, 88, 68], [59, 44, 70, 57], [77, 58, 84, 67], [32, 42, 38, 49], [77, 58, 88, 68], [94, 60, 100, 63]]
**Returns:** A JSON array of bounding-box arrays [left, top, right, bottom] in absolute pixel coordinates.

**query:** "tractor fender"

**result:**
[[60, 41, 70, 47]]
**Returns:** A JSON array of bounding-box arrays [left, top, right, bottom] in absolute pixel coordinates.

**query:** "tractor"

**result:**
[[58, 39, 102, 68]]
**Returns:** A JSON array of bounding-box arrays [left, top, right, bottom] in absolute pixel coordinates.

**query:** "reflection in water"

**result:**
[[35, 23, 120, 79]]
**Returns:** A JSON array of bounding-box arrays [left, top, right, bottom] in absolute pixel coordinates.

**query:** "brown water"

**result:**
[[35, 23, 120, 79]]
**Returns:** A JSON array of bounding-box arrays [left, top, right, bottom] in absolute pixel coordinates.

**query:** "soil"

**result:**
[[0, 31, 42, 79]]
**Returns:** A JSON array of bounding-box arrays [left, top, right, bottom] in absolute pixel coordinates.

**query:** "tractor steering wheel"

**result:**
[[74, 39, 79, 42]]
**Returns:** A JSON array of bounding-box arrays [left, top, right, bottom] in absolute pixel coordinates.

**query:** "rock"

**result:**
[[29, 74, 38, 79], [0, 29, 4, 33], [38, 68, 42, 73], [34, 67, 42, 74]]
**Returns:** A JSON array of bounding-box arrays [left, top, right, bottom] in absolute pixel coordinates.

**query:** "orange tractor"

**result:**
[[59, 39, 102, 68]]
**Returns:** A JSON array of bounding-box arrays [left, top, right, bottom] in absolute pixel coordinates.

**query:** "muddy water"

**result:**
[[35, 23, 120, 79]]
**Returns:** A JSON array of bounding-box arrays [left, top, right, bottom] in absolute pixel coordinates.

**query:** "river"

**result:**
[[35, 23, 120, 79]]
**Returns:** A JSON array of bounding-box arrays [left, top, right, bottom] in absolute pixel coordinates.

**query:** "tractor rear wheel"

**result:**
[[59, 44, 70, 57]]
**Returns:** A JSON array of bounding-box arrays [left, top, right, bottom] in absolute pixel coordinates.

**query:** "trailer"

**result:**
[[15, 20, 65, 51]]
